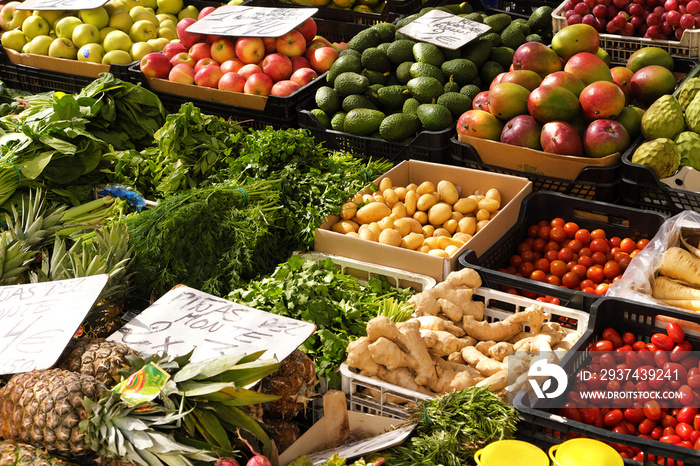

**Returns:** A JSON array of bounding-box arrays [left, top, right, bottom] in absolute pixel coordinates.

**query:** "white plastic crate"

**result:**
[[340, 286, 590, 419], [552, 1, 700, 62]]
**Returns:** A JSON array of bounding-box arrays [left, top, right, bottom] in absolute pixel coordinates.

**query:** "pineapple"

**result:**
[[262, 418, 300, 453], [0, 440, 77, 466], [260, 349, 318, 420], [55, 338, 138, 387]]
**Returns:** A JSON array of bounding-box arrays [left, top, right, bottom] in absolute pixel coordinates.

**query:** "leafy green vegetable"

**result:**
[[227, 254, 415, 389]]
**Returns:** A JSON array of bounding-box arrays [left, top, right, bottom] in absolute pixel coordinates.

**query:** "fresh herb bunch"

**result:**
[[227, 254, 416, 389], [383, 387, 518, 466]]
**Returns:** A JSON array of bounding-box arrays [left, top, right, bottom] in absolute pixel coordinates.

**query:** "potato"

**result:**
[[485, 188, 501, 204], [413, 211, 428, 225], [347, 232, 360, 238], [332, 219, 359, 234], [379, 177, 392, 192], [362, 193, 374, 203], [401, 232, 424, 250], [476, 219, 490, 232], [392, 201, 407, 218], [451, 211, 464, 222], [356, 202, 391, 224], [428, 202, 452, 226], [478, 198, 500, 213], [378, 228, 402, 247], [458, 217, 477, 235], [437, 180, 459, 204], [373, 193, 387, 205], [378, 216, 395, 230], [418, 244, 431, 253], [352, 193, 364, 204], [368, 222, 382, 239], [404, 190, 417, 216], [393, 218, 412, 237], [383, 188, 398, 206], [406, 183, 418, 192], [340, 202, 357, 220], [445, 244, 461, 256], [453, 197, 477, 214], [453, 232, 472, 243], [394, 186, 407, 201], [416, 181, 435, 195], [423, 236, 439, 249], [417, 193, 438, 211], [476, 209, 490, 222], [442, 218, 458, 234], [428, 249, 450, 258], [405, 217, 423, 234], [437, 236, 464, 249], [359, 228, 377, 242], [422, 224, 435, 237], [433, 228, 451, 237]]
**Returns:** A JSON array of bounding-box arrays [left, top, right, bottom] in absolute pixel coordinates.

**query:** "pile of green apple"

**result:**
[[139, 16, 345, 97], [0, 0, 209, 65]]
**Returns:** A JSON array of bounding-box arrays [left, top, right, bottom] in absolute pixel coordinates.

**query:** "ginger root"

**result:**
[[369, 337, 416, 371], [462, 304, 545, 342], [462, 345, 506, 376], [416, 315, 465, 337], [476, 368, 509, 392], [346, 337, 380, 377], [409, 268, 482, 322], [421, 329, 469, 357], [488, 342, 513, 362]]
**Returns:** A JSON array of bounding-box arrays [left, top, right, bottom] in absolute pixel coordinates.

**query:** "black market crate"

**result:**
[[496, 0, 559, 15], [515, 295, 700, 465], [297, 96, 456, 163], [457, 191, 667, 311], [450, 135, 622, 203], [248, 0, 407, 25]]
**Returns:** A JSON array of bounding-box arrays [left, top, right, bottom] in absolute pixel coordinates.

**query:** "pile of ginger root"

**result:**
[[346, 268, 582, 400]]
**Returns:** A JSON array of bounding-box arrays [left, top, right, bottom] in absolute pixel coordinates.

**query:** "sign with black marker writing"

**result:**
[[18, 0, 107, 10], [0, 275, 109, 375], [397, 9, 491, 50], [306, 424, 416, 465], [108, 286, 316, 362], [185, 5, 317, 38]]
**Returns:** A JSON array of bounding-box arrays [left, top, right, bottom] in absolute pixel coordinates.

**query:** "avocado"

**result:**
[[440, 46, 462, 61], [409, 62, 446, 84], [413, 42, 444, 67], [334, 71, 370, 97], [387, 39, 416, 65], [311, 109, 331, 129], [344, 108, 386, 135], [396, 61, 414, 84], [407, 76, 444, 103], [462, 12, 485, 22], [483, 13, 512, 33], [403, 97, 421, 115], [362, 68, 389, 85], [489, 47, 515, 69], [371, 22, 396, 43], [437, 92, 472, 119], [528, 6, 554, 31], [315, 86, 341, 114], [377, 42, 391, 53], [500, 22, 528, 50], [440, 58, 478, 86], [327, 54, 362, 86], [396, 13, 419, 27], [385, 73, 401, 86], [460, 84, 481, 100], [331, 111, 347, 131], [479, 61, 505, 87], [526, 33, 544, 43], [481, 32, 502, 47], [377, 85, 409, 110], [416, 103, 453, 131], [348, 28, 382, 52], [339, 49, 362, 59], [379, 113, 421, 141], [361, 47, 392, 72], [462, 38, 492, 68], [342, 94, 378, 112], [444, 76, 460, 93]]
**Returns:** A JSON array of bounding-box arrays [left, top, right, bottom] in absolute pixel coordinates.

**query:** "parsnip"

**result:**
[[653, 275, 700, 300], [657, 247, 700, 287]]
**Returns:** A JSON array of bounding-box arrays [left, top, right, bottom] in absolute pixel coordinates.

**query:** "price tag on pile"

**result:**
[[397, 9, 491, 50], [184, 5, 317, 38], [108, 285, 316, 363], [18, 0, 107, 10], [0, 275, 109, 375]]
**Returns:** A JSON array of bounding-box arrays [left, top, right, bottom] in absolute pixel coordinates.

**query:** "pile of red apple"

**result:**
[[139, 14, 344, 97], [561, 0, 700, 40]]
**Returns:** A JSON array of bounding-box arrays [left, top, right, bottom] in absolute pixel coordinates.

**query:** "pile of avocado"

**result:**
[[308, 5, 554, 142]]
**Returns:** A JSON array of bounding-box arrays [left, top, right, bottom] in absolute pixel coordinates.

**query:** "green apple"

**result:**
[[129, 19, 157, 42], [157, 26, 177, 40], [157, 0, 184, 15], [147, 37, 169, 51], [102, 49, 133, 64], [79, 7, 109, 30], [104, 0, 127, 15], [54, 16, 83, 40], [0, 29, 26, 52], [159, 18, 176, 31], [103, 29, 132, 52], [33, 10, 66, 29], [27, 34, 53, 55], [130, 41, 153, 60], [48, 37, 77, 59], [143, 0, 158, 8], [108, 10, 133, 32], [21, 42, 30, 53], [156, 13, 177, 24], [99, 26, 119, 42], [176, 4, 198, 20], [21, 15, 50, 40], [124, 0, 144, 10], [72, 23, 100, 48], [132, 9, 159, 27], [78, 43, 104, 62]]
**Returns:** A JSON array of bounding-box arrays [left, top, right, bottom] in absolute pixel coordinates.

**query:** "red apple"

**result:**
[[294, 18, 317, 43], [244, 72, 273, 95], [169, 63, 195, 84], [290, 67, 318, 87], [583, 119, 630, 157], [195, 57, 218, 73], [176, 18, 205, 49], [275, 30, 306, 58], [262, 37, 277, 53], [291, 55, 311, 72], [198, 6, 216, 19], [308, 46, 338, 74], [210, 37, 237, 64], [309, 36, 333, 49], [189, 42, 212, 63], [260, 52, 293, 82], [162, 42, 187, 61], [218, 71, 246, 92], [194, 64, 223, 88], [270, 79, 301, 96], [170, 52, 195, 67], [238, 63, 263, 80], [206, 34, 223, 45], [304, 40, 327, 61], [540, 121, 584, 156], [220, 58, 245, 74], [235, 37, 265, 64], [140, 52, 172, 79]]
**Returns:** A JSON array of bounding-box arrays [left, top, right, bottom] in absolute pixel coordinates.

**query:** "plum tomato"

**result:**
[[622, 332, 636, 346], [667, 322, 686, 344], [644, 400, 662, 421], [651, 333, 675, 351], [602, 328, 623, 348]]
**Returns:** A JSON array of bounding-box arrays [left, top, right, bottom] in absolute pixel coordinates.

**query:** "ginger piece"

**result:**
[[438, 297, 467, 321], [366, 315, 402, 343], [475, 340, 497, 355], [448, 351, 465, 364], [488, 342, 513, 362], [421, 329, 469, 357], [346, 337, 380, 376], [513, 331, 564, 353], [409, 269, 481, 322], [396, 319, 438, 388], [462, 304, 545, 342], [462, 346, 506, 376], [431, 355, 476, 394], [461, 300, 485, 320], [368, 337, 417, 371], [375, 366, 435, 398], [476, 368, 509, 392], [445, 267, 482, 288], [416, 315, 466, 337]]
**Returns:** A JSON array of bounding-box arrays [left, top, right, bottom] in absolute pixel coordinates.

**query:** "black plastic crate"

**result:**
[[248, 0, 407, 25], [496, 0, 559, 15], [457, 191, 667, 311], [450, 135, 622, 203], [515, 296, 700, 465]]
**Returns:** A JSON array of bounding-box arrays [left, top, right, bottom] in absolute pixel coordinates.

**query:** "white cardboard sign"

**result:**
[[108, 285, 316, 362], [185, 5, 317, 38], [306, 424, 416, 465], [397, 9, 491, 50], [0, 274, 109, 375], [18, 0, 107, 10]]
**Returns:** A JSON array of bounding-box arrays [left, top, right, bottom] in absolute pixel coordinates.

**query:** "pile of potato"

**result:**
[[331, 176, 503, 257]]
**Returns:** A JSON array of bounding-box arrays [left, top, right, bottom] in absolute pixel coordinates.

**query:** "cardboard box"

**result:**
[[458, 133, 621, 181], [313, 160, 533, 282], [4, 47, 129, 78]]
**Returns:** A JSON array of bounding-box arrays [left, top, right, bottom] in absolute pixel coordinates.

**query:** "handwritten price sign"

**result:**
[[18, 0, 107, 10], [185, 5, 317, 38], [0, 275, 109, 375], [108, 286, 316, 363], [397, 9, 492, 50]]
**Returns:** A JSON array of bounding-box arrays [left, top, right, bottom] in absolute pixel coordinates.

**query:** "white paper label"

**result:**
[[108, 286, 316, 362], [306, 424, 416, 465], [18, 0, 107, 10], [185, 5, 317, 38], [662, 165, 700, 193], [397, 9, 491, 50], [0, 275, 109, 375]]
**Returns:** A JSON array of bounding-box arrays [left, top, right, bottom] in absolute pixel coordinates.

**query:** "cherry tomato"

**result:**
[[534, 257, 550, 272], [568, 238, 584, 253], [550, 259, 567, 278], [618, 254, 632, 271], [591, 251, 608, 265], [544, 249, 559, 262], [667, 322, 686, 344], [538, 226, 551, 240], [587, 265, 605, 283], [509, 255, 523, 268], [519, 262, 535, 277], [622, 332, 636, 346], [562, 271, 580, 288], [620, 237, 636, 253], [595, 283, 609, 295], [546, 274, 561, 286], [604, 260, 622, 280], [644, 400, 662, 420], [527, 224, 539, 238], [517, 242, 532, 254], [575, 229, 591, 245], [532, 237, 547, 253], [558, 247, 574, 263], [608, 236, 622, 248], [592, 340, 614, 352], [563, 222, 579, 239], [550, 217, 565, 228], [579, 247, 593, 258], [530, 270, 547, 282], [602, 328, 623, 349], [651, 333, 675, 351], [550, 226, 568, 243], [637, 238, 650, 249], [578, 255, 594, 269], [590, 237, 611, 254]]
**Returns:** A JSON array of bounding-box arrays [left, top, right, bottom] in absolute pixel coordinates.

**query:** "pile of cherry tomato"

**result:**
[[555, 322, 700, 464], [498, 217, 650, 297]]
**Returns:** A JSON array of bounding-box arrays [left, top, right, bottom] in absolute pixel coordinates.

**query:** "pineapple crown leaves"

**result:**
[[2, 188, 68, 249], [0, 229, 37, 285]]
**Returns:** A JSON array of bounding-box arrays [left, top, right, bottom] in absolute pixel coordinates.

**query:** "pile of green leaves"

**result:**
[[0, 80, 30, 117], [383, 387, 519, 466], [227, 254, 415, 389]]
